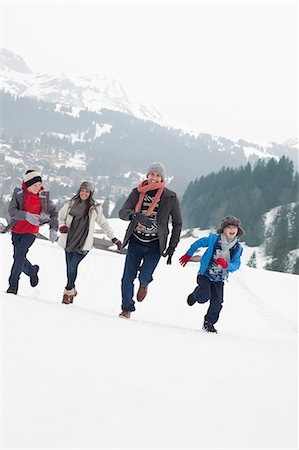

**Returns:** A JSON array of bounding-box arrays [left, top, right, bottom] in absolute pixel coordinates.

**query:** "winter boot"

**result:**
[[62, 288, 75, 304], [187, 294, 197, 306], [203, 321, 217, 333], [137, 284, 148, 302], [119, 311, 131, 319], [30, 265, 39, 287], [6, 285, 18, 295]]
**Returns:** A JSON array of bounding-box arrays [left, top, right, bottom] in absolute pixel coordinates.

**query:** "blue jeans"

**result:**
[[9, 233, 36, 287], [121, 237, 161, 312], [189, 274, 224, 324], [65, 251, 88, 290]]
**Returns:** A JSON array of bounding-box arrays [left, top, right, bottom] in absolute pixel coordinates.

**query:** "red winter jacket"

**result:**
[[12, 183, 42, 235]]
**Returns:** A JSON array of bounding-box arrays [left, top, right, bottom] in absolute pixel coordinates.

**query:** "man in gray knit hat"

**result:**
[[118, 161, 182, 318]]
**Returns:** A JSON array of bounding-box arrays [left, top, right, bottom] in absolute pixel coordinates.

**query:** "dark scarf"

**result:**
[[66, 198, 91, 252]]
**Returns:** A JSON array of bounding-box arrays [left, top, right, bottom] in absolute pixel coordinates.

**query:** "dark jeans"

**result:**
[[121, 237, 161, 312], [65, 250, 88, 290], [8, 233, 36, 287], [189, 274, 224, 325]]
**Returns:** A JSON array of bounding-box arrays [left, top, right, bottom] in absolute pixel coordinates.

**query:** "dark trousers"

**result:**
[[65, 251, 88, 290], [121, 238, 161, 312], [8, 233, 36, 287], [189, 274, 224, 325]]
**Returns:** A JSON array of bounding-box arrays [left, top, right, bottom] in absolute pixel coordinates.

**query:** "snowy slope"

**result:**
[[1, 220, 297, 449]]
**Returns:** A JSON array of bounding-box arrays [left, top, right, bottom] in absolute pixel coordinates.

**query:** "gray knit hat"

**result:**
[[79, 181, 95, 193], [217, 216, 245, 236], [146, 162, 166, 181], [24, 170, 42, 188]]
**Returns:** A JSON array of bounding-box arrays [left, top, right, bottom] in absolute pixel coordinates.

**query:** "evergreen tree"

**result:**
[[247, 251, 257, 268], [265, 205, 292, 272]]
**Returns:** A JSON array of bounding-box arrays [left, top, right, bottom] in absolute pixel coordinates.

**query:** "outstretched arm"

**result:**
[[179, 236, 209, 267]]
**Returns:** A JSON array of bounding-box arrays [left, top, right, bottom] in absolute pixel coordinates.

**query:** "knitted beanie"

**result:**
[[79, 181, 95, 193], [217, 215, 245, 236], [24, 170, 42, 188], [146, 162, 166, 181]]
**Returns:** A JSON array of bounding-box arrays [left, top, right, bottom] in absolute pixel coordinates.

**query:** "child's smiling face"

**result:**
[[223, 225, 238, 240], [27, 182, 42, 194]]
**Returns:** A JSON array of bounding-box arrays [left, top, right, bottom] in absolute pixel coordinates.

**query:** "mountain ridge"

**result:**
[[0, 48, 164, 124]]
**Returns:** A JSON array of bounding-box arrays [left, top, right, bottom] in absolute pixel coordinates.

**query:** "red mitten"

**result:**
[[179, 253, 192, 267], [216, 257, 228, 268], [59, 226, 69, 234]]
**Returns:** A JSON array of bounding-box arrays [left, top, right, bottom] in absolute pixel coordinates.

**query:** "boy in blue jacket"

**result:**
[[179, 216, 244, 333]]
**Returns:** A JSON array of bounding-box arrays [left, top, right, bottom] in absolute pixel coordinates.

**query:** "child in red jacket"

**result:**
[[6, 170, 58, 294]]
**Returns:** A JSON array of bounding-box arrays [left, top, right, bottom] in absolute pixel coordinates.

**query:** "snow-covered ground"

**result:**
[[1, 219, 298, 449]]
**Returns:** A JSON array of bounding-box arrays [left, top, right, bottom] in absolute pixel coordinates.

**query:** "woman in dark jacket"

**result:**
[[118, 162, 182, 318]]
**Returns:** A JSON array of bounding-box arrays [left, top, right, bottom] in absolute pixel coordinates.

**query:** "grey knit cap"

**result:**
[[146, 162, 166, 181], [217, 215, 245, 236], [79, 181, 95, 193]]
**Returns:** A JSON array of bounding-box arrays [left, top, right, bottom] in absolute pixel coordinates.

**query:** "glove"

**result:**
[[112, 237, 122, 252], [25, 212, 40, 226], [216, 257, 228, 269], [179, 253, 192, 267], [162, 247, 175, 265], [49, 229, 57, 242], [132, 212, 152, 228], [59, 226, 69, 234]]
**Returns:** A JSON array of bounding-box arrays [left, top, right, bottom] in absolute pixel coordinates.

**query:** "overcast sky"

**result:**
[[1, 1, 298, 143]]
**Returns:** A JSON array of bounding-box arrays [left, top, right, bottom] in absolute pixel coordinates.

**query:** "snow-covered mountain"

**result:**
[[0, 48, 164, 124], [1, 220, 297, 448]]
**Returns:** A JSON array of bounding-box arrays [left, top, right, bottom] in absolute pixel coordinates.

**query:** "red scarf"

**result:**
[[135, 180, 166, 216]]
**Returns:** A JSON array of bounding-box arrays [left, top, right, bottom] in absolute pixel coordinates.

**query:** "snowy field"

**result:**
[[1, 219, 298, 449]]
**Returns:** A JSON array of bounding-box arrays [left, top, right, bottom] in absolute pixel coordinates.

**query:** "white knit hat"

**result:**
[[24, 170, 42, 188]]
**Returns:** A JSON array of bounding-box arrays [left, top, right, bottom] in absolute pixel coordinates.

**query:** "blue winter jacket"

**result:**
[[186, 233, 243, 275]]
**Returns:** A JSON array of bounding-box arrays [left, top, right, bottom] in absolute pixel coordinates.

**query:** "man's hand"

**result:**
[[132, 213, 152, 228], [163, 247, 175, 265]]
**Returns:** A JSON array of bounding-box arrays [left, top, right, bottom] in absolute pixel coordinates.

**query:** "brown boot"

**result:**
[[119, 311, 131, 319], [62, 288, 75, 304], [137, 284, 148, 302]]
